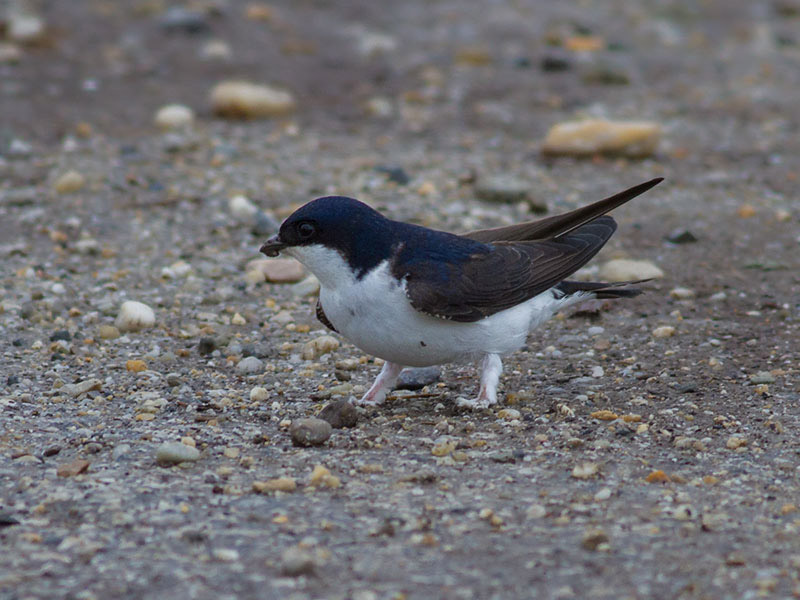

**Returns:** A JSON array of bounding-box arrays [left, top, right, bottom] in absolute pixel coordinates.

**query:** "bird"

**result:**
[[260, 177, 663, 409]]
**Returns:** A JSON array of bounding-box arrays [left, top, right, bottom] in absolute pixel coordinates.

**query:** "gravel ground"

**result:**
[[2, 1, 800, 599]]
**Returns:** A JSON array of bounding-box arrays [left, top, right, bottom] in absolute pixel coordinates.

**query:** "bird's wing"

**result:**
[[401, 217, 617, 322], [462, 178, 662, 243]]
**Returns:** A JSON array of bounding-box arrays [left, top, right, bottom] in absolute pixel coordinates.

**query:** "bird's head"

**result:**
[[260, 196, 395, 281]]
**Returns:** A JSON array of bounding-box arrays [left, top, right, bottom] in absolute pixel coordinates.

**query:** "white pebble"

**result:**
[[237, 356, 264, 374], [212, 548, 240, 562], [591, 366, 604, 378], [200, 39, 232, 61], [156, 441, 200, 464], [598, 259, 664, 282], [154, 104, 195, 130], [8, 13, 44, 43], [594, 487, 612, 501], [292, 274, 321, 297], [115, 301, 156, 332], [670, 287, 695, 300], [587, 326, 605, 335], [250, 386, 269, 402], [229, 195, 258, 222], [652, 326, 676, 338]]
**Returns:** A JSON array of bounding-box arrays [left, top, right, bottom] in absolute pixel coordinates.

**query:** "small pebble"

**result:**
[[0, 43, 22, 64], [280, 546, 316, 576], [318, 400, 359, 428], [252, 210, 280, 236], [154, 104, 194, 130], [375, 165, 410, 185], [542, 119, 661, 157], [526, 504, 547, 519], [210, 81, 296, 118], [8, 13, 45, 43], [290, 418, 332, 447], [652, 326, 676, 338], [571, 462, 599, 479], [63, 378, 101, 397], [666, 228, 698, 244], [292, 275, 321, 297], [198, 337, 216, 355], [581, 528, 609, 551], [156, 442, 200, 465], [598, 259, 664, 281], [115, 301, 156, 333], [248, 258, 305, 283], [396, 366, 441, 390], [237, 356, 264, 374], [54, 170, 86, 194], [56, 459, 90, 478], [726, 436, 747, 450], [497, 408, 521, 421], [253, 478, 297, 493], [249, 386, 269, 402], [749, 371, 775, 384], [309, 464, 340, 487], [301, 335, 340, 360], [229, 195, 258, 222], [670, 287, 696, 300], [200, 39, 232, 61], [212, 548, 240, 563], [126, 360, 147, 373], [98, 325, 120, 340], [158, 6, 209, 34], [475, 175, 531, 204], [590, 410, 618, 421]]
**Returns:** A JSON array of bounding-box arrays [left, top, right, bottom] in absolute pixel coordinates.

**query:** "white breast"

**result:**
[[286, 244, 577, 368]]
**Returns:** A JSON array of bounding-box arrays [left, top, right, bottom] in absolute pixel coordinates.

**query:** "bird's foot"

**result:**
[[355, 361, 404, 406], [456, 353, 502, 410], [456, 393, 496, 410]]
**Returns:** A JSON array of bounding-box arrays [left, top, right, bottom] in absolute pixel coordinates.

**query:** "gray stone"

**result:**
[[396, 366, 441, 391], [290, 418, 332, 447], [237, 356, 264, 374], [318, 400, 359, 429], [475, 175, 531, 204]]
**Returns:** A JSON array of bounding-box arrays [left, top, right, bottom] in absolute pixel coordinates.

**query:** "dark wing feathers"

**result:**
[[402, 217, 618, 322], [555, 279, 649, 299], [315, 299, 338, 333], [462, 177, 663, 243]]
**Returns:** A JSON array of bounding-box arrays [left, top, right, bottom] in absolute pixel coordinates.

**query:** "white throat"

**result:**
[[284, 244, 356, 289]]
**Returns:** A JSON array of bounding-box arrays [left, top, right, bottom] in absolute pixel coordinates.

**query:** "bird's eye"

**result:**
[[297, 222, 316, 240]]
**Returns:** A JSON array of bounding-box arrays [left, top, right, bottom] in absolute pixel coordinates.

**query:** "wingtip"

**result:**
[[645, 176, 665, 187]]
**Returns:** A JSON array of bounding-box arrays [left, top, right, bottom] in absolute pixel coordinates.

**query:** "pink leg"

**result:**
[[357, 361, 404, 406], [457, 354, 502, 409]]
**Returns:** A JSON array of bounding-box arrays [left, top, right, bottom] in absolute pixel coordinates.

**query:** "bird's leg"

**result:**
[[458, 353, 502, 409], [357, 361, 404, 406]]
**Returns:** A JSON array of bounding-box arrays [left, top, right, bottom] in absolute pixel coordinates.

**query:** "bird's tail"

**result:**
[[554, 279, 649, 299]]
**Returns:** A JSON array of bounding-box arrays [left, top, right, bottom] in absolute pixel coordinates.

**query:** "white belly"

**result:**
[[286, 246, 575, 368], [319, 261, 562, 367]]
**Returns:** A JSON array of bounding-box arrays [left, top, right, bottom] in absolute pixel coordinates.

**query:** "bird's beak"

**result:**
[[260, 234, 286, 257]]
